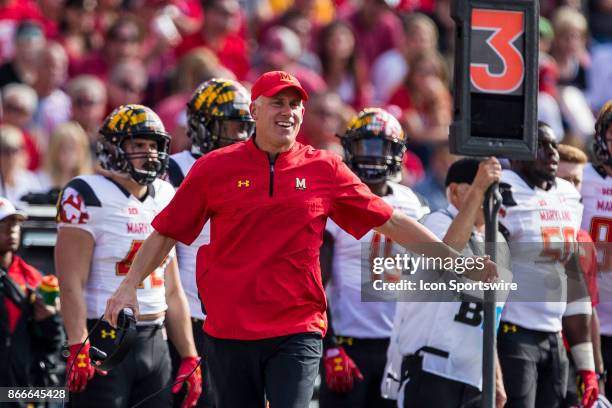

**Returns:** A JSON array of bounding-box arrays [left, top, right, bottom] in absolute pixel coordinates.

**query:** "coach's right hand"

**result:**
[[104, 280, 139, 328], [324, 346, 364, 392], [66, 342, 107, 392]]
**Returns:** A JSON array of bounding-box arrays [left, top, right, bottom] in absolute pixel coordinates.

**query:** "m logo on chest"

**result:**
[[295, 178, 306, 190]]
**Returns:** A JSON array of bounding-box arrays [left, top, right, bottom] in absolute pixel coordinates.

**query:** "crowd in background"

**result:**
[[0, 0, 610, 205]]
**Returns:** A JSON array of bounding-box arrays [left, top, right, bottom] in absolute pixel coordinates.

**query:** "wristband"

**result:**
[[571, 342, 596, 371]]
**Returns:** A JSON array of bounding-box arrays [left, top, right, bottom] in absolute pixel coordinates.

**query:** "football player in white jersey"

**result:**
[[556, 144, 605, 406], [318, 108, 430, 408], [166, 78, 255, 407], [382, 157, 508, 408], [497, 122, 598, 408], [583, 101, 612, 397], [56, 105, 202, 408]]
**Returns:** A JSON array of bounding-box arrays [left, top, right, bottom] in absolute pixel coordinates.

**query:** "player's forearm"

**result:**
[[55, 229, 93, 345], [563, 313, 592, 346], [443, 188, 485, 252], [123, 231, 177, 289], [59, 287, 88, 345], [165, 290, 198, 357], [376, 211, 462, 260], [592, 309, 605, 373]]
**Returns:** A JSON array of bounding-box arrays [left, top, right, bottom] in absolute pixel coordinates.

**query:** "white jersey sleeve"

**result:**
[[57, 175, 175, 319]]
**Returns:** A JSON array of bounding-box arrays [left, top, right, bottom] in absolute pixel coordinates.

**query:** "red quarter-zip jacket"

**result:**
[[152, 138, 393, 340]]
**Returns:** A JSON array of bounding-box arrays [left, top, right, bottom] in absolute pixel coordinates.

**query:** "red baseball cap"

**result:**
[[251, 71, 309, 102]]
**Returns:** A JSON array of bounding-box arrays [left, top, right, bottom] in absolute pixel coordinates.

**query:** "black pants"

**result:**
[[497, 322, 568, 408], [400, 353, 480, 408], [70, 319, 172, 408], [319, 337, 395, 408], [203, 331, 322, 408], [169, 318, 215, 407]]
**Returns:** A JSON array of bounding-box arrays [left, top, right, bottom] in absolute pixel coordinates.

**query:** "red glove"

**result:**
[[172, 356, 202, 408], [578, 370, 599, 408], [323, 346, 364, 392], [66, 343, 107, 392]]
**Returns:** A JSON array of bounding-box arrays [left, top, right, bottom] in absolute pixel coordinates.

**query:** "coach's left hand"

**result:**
[[579, 370, 599, 408], [172, 356, 202, 408], [104, 280, 140, 328]]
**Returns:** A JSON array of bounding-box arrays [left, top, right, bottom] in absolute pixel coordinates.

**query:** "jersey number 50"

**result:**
[[541, 227, 576, 263]]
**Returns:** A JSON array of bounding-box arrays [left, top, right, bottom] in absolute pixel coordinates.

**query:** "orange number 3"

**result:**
[[471, 9, 525, 94]]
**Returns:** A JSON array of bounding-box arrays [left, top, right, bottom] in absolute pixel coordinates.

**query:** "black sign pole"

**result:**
[[483, 183, 502, 407], [451, 1, 538, 407]]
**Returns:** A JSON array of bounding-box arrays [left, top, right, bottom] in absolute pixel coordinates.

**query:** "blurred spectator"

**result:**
[[66, 74, 107, 153], [95, 0, 122, 39], [175, 0, 249, 80], [58, 0, 102, 67], [539, 16, 555, 54], [538, 52, 565, 140], [250, 26, 325, 95], [387, 49, 451, 146], [0, 124, 43, 205], [371, 13, 438, 104], [70, 15, 144, 81], [542, 9, 596, 142], [129, 0, 204, 105], [400, 150, 426, 187], [279, 10, 321, 73], [37, 121, 93, 191], [0, 20, 45, 88], [589, 0, 612, 42], [31, 42, 71, 140], [1, 83, 41, 170], [0, 1, 45, 62], [107, 60, 148, 112], [551, 7, 589, 90], [344, 0, 403, 66], [317, 21, 371, 109], [587, 43, 612, 113], [297, 91, 346, 155], [256, 0, 335, 36], [155, 47, 233, 153], [131, 0, 204, 38], [37, 0, 64, 38], [432, 0, 455, 55], [413, 141, 458, 211]]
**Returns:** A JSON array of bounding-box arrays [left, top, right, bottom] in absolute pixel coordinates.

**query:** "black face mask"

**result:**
[[345, 137, 404, 183]]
